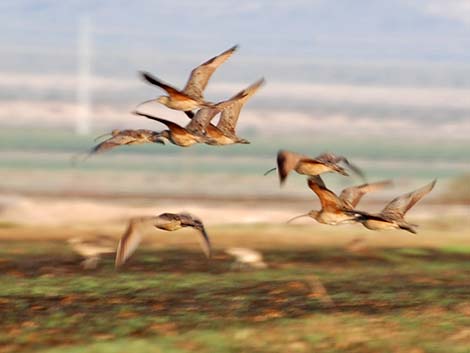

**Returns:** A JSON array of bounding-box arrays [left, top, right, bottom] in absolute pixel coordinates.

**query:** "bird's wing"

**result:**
[[340, 180, 393, 208], [195, 223, 212, 259], [90, 133, 138, 155], [217, 78, 265, 135], [180, 214, 212, 259], [185, 107, 219, 135], [315, 153, 365, 180], [139, 71, 191, 100], [307, 176, 344, 212], [380, 180, 436, 220], [115, 218, 146, 268], [183, 45, 238, 100], [205, 123, 227, 139], [276, 150, 303, 185], [134, 112, 188, 134]]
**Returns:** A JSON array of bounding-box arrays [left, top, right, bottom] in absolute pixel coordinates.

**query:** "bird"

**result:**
[[137, 45, 238, 118], [360, 179, 437, 234], [87, 129, 166, 155], [264, 150, 365, 186], [70, 129, 166, 164], [133, 112, 214, 147], [115, 213, 212, 268], [67, 235, 116, 269], [224, 248, 267, 270], [287, 176, 392, 226], [201, 78, 265, 145], [133, 83, 250, 147]]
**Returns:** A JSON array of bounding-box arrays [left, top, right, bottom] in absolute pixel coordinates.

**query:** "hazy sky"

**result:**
[[2, 0, 470, 66], [1, 1, 470, 137]]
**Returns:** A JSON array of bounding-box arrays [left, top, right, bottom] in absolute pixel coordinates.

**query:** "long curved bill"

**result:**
[[263, 167, 277, 176], [135, 98, 157, 110], [93, 132, 113, 142], [286, 213, 310, 224]]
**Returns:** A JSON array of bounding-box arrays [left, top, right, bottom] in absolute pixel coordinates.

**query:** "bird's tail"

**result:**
[[399, 223, 418, 234]]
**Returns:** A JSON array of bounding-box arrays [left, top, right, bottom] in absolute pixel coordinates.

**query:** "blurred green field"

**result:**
[[2, 128, 470, 162], [1, 224, 470, 353], [1, 128, 470, 199]]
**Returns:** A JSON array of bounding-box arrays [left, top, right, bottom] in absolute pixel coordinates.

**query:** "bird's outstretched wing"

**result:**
[[380, 180, 437, 220], [315, 153, 365, 180], [195, 223, 212, 259], [89, 134, 138, 155], [340, 180, 393, 208], [217, 78, 265, 136], [183, 45, 238, 100], [185, 107, 219, 136], [276, 150, 304, 185], [115, 218, 146, 268], [139, 71, 191, 99]]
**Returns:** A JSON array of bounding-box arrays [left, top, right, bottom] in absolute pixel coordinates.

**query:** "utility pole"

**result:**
[[76, 15, 92, 135]]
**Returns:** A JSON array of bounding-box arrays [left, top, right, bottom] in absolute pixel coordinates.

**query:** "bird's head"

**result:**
[[156, 96, 170, 105], [307, 210, 320, 219]]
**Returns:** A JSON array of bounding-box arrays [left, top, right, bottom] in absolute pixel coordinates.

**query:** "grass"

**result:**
[[1, 237, 470, 353]]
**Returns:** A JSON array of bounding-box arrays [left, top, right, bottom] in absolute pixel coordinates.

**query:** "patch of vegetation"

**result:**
[[1, 241, 470, 352]]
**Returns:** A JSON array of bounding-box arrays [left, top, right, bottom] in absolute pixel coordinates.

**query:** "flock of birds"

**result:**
[[70, 45, 437, 270]]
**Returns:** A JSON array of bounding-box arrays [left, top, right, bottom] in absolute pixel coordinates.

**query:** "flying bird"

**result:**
[[133, 83, 249, 147], [201, 78, 265, 145], [68, 235, 116, 269], [264, 150, 365, 186], [360, 179, 437, 234], [138, 45, 238, 118], [225, 248, 267, 269], [115, 213, 212, 268], [88, 129, 166, 155], [287, 176, 392, 226], [71, 129, 166, 164], [133, 112, 214, 147]]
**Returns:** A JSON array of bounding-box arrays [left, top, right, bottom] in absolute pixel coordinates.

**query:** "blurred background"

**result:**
[[2, 3, 470, 352], [1, 0, 469, 226]]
